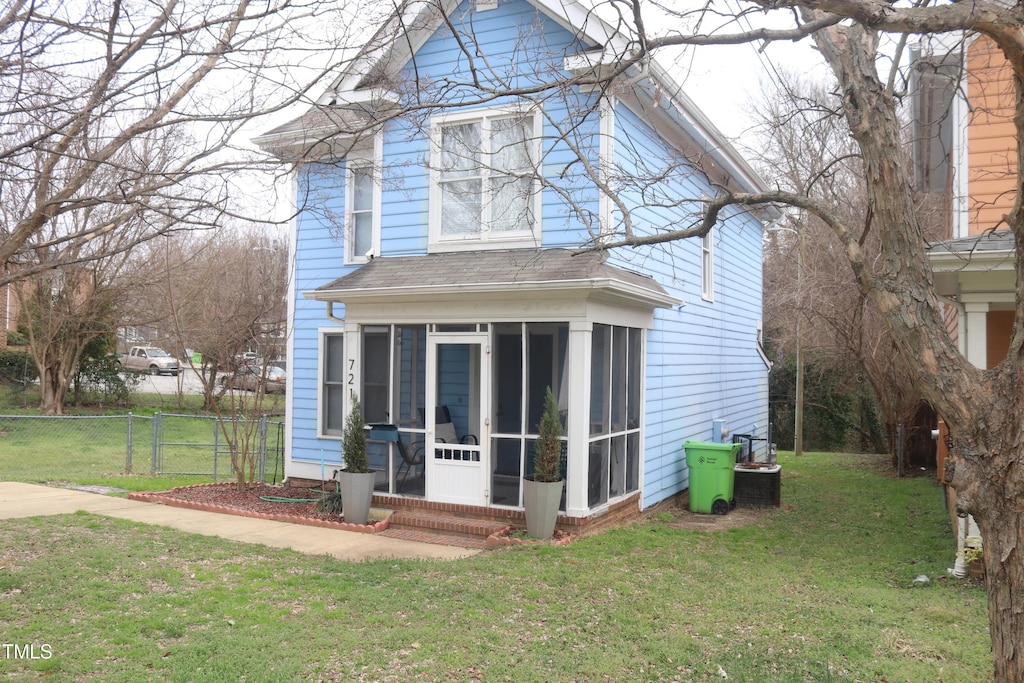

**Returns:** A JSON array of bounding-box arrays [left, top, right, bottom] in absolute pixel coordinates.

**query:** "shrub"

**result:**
[[0, 349, 37, 385], [4, 329, 29, 346], [533, 386, 563, 483], [342, 393, 368, 473]]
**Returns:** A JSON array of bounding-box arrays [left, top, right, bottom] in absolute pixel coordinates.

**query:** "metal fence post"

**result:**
[[151, 411, 160, 475], [213, 417, 219, 482], [258, 415, 269, 483], [126, 412, 133, 474]]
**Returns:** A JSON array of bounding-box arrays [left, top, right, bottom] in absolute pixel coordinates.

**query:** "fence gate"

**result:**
[[150, 412, 283, 483]]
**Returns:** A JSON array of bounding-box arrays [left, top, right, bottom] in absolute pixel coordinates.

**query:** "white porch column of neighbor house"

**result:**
[[566, 321, 593, 517], [954, 301, 988, 577], [963, 301, 988, 368]]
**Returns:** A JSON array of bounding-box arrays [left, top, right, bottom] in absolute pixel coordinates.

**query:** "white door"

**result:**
[[426, 335, 489, 505]]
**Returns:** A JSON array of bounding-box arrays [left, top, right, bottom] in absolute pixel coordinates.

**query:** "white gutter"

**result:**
[[304, 277, 681, 309], [928, 249, 1015, 272]]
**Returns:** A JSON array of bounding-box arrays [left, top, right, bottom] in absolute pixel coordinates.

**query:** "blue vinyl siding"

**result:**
[[608, 103, 769, 507], [284, 0, 769, 509], [291, 162, 353, 466]]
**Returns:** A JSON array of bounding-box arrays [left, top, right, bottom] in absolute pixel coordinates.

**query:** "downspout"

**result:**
[[952, 515, 968, 578], [325, 301, 345, 325]]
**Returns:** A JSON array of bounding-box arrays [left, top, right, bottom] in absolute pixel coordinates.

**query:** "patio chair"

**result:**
[[435, 405, 478, 445], [395, 436, 425, 485]]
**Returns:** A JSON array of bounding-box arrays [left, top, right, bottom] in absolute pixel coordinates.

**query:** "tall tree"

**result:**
[[137, 228, 288, 412], [559, 3, 1024, 678], [0, 0, 361, 287], [756, 73, 932, 460]]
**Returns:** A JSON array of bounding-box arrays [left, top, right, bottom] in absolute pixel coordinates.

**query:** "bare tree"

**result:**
[[542, 3, 1024, 678], [756, 72, 932, 462], [0, 0, 361, 287], [137, 227, 288, 487], [14, 200, 150, 414]]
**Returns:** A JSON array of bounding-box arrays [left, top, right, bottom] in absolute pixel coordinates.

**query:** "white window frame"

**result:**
[[318, 327, 348, 438], [345, 135, 382, 264], [701, 226, 714, 302], [428, 106, 542, 252]]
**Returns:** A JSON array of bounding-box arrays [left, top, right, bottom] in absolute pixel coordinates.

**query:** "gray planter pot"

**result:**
[[338, 471, 376, 525], [523, 477, 564, 539]]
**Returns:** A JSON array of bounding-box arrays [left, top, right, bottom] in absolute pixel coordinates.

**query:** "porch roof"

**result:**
[[306, 248, 680, 309], [927, 229, 1016, 272]]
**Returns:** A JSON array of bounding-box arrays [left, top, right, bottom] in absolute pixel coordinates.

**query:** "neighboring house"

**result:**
[[256, 0, 772, 523], [918, 35, 1017, 575]]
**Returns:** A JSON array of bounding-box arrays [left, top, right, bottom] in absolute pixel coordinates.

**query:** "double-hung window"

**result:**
[[321, 332, 346, 436], [345, 137, 381, 264], [349, 164, 374, 260], [431, 109, 539, 248]]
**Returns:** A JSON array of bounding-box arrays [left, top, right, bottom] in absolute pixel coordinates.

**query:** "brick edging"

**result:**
[[127, 489, 389, 534]]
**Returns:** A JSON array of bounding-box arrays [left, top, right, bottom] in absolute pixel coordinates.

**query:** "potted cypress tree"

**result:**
[[523, 386, 565, 538], [337, 392, 375, 525]]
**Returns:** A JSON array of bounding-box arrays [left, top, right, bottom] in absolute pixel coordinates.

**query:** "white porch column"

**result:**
[[566, 321, 592, 517], [962, 302, 989, 369], [955, 302, 987, 576]]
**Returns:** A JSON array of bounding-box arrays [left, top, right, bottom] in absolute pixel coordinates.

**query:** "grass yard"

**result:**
[[0, 452, 991, 682], [0, 389, 285, 492]]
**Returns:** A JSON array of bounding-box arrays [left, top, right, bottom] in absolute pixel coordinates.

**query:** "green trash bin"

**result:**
[[684, 440, 742, 515]]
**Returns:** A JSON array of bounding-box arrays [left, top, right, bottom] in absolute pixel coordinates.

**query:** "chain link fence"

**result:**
[[0, 412, 284, 484]]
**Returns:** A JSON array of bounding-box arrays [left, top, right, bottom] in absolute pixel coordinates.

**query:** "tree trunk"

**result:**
[[954, 415, 1024, 681], [803, 15, 1020, 680]]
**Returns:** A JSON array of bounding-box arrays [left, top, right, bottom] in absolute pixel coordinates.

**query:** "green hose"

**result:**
[[258, 495, 319, 503]]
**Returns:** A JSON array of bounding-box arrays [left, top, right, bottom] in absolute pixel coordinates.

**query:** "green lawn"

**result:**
[[0, 388, 285, 491], [0, 452, 991, 682]]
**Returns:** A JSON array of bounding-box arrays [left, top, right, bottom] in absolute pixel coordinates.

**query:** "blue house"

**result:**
[[256, 0, 772, 524]]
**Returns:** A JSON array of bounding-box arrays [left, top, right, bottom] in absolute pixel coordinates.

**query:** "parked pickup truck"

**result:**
[[119, 346, 179, 376]]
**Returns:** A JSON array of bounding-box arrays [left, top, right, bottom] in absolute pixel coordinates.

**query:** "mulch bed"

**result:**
[[128, 482, 389, 533]]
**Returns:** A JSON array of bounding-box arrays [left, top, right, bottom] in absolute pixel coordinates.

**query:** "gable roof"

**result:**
[[306, 248, 680, 309], [255, 0, 768, 194]]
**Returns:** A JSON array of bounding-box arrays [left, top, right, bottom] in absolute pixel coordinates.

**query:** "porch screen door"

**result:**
[[426, 335, 489, 505]]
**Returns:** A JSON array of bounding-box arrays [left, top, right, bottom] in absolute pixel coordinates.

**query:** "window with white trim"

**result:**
[[701, 227, 714, 301], [431, 109, 540, 248], [345, 138, 381, 264], [348, 164, 374, 261], [321, 332, 346, 436]]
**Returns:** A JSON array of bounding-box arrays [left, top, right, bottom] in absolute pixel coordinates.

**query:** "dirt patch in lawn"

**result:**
[[642, 498, 779, 532]]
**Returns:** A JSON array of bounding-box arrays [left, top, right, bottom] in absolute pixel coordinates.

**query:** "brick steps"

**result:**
[[386, 510, 509, 548], [379, 527, 489, 550]]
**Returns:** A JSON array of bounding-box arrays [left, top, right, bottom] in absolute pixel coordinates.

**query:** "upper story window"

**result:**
[[349, 165, 374, 259], [701, 227, 714, 302], [346, 137, 381, 264], [430, 108, 541, 251]]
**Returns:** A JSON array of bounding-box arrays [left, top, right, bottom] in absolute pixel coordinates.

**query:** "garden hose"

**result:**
[[258, 495, 319, 503]]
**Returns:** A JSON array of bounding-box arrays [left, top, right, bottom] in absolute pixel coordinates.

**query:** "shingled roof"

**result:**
[[927, 229, 1016, 255], [308, 248, 677, 308]]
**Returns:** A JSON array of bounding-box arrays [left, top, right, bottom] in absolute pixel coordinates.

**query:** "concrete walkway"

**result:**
[[0, 482, 477, 561]]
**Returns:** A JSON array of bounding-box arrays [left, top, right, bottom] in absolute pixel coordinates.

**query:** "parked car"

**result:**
[[222, 365, 286, 394], [119, 346, 179, 376], [235, 352, 260, 366]]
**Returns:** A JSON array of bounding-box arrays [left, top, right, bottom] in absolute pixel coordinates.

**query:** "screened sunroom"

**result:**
[[305, 249, 678, 518]]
